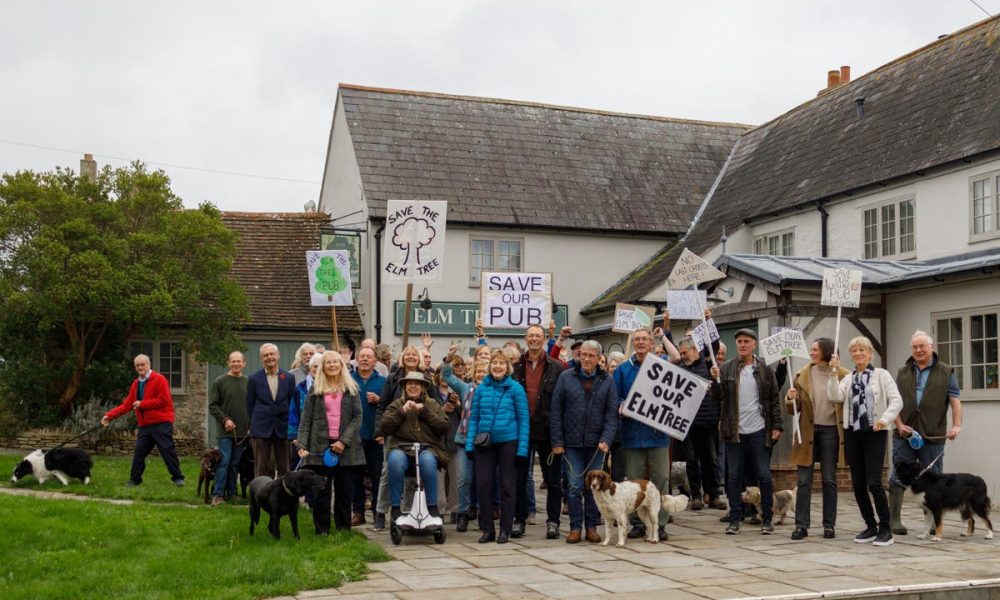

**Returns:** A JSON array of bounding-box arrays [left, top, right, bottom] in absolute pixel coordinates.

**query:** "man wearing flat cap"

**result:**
[[710, 328, 782, 535]]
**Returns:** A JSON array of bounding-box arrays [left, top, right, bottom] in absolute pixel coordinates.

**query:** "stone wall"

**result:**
[[173, 353, 208, 442], [3, 428, 206, 457]]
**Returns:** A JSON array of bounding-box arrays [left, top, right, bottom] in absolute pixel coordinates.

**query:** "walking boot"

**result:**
[[889, 485, 908, 535]]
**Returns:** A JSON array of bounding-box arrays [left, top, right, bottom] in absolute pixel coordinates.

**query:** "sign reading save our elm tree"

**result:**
[[307, 250, 353, 306], [480, 272, 552, 329], [621, 353, 711, 441], [612, 303, 655, 334], [382, 200, 448, 283], [759, 328, 810, 365]]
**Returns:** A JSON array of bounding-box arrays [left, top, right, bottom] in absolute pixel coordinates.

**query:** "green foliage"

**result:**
[[314, 255, 347, 296], [0, 162, 249, 423]]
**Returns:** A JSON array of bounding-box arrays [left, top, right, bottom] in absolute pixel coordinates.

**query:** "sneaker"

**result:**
[[823, 527, 836, 539], [689, 497, 704, 511], [511, 521, 525, 539], [211, 496, 226, 507], [725, 522, 741, 535], [172, 478, 186, 487], [872, 529, 894, 547], [373, 512, 386, 531], [626, 525, 646, 539], [854, 527, 878, 543], [546, 522, 560, 539], [791, 527, 808, 540], [760, 521, 774, 535]]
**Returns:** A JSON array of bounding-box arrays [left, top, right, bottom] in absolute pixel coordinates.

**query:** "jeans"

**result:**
[[306, 464, 354, 533], [526, 450, 537, 516], [625, 446, 671, 526], [455, 445, 473, 513], [725, 429, 774, 522], [563, 447, 605, 531], [889, 437, 944, 488], [845, 428, 890, 530], [795, 425, 839, 529], [129, 422, 184, 484], [352, 439, 384, 514], [212, 436, 246, 499], [516, 440, 562, 526], [475, 440, 517, 535], [387, 448, 438, 508], [686, 425, 721, 501]]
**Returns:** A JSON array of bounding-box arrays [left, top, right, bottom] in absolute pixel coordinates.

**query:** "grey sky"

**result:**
[[0, 1, 992, 212]]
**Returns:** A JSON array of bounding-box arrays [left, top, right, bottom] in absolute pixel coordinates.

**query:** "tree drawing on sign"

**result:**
[[392, 217, 436, 265], [634, 309, 652, 328], [314, 256, 347, 300]]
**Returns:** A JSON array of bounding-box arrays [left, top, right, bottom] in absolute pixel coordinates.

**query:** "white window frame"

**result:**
[[468, 236, 524, 287], [128, 340, 187, 394], [753, 228, 795, 257], [931, 305, 1000, 401], [860, 196, 916, 260], [969, 170, 1000, 242]]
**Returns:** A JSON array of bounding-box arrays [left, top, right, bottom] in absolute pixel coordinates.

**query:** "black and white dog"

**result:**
[[894, 458, 994, 542], [11, 448, 93, 485]]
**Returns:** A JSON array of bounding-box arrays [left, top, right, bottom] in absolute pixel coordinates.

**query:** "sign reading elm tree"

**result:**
[[382, 200, 448, 283], [306, 250, 353, 306]]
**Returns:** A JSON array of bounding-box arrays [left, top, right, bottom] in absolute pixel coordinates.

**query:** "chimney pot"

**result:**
[[840, 65, 851, 84], [80, 153, 97, 182], [84, 153, 93, 161], [827, 70, 841, 89]]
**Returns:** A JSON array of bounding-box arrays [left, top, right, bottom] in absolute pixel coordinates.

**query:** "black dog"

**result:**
[[197, 448, 223, 504], [248, 471, 323, 540], [237, 444, 255, 498], [894, 458, 994, 541]]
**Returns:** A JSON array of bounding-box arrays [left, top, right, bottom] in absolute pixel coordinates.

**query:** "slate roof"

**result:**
[[584, 15, 1000, 313], [337, 84, 750, 235], [221, 212, 363, 333]]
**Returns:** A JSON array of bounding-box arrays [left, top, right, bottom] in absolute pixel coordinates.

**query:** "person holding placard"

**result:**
[[785, 338, 849, 540], [676, 337, 726, 512], [614, 327, 672, 541], [711, 329, 782, 535], [828, 337, 904, 547]]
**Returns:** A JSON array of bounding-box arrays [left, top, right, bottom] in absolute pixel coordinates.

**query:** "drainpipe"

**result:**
[[816, 202, 829, 257], [373, 223, 385, 343]]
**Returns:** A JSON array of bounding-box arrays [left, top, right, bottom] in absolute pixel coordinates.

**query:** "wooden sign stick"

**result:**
[[401, 283, 414, 348], [693, 283, 721, 383], [330, 305, 340, 352], [624, 332, 634, 357]]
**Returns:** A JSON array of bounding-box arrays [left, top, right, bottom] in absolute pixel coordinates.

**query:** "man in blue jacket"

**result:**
[[246, 343, 296, 477], [550, 340, 618, 544], [351, 346, 386, 526], [614, 327, 670, 541]]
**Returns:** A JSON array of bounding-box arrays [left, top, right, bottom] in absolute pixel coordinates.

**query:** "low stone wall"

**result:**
[[3, 428, 207, 457]]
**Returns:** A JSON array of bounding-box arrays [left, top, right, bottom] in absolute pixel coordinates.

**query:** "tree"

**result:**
[[0, 162, 249, 423], [314, 256, 347, 299], [391, 217, 435, 265]]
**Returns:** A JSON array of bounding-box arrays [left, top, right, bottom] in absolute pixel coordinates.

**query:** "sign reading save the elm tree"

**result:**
[[480, 272, 552, 329], [307, 250, 353, 306], [382, 200, 448, 283], [621, 353, 710, 441]]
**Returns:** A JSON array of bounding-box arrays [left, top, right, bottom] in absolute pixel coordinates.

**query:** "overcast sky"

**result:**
[[0, 1, 994, 213]]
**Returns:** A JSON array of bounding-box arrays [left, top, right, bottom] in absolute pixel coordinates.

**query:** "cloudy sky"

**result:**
[[0, 1, 993, 212]]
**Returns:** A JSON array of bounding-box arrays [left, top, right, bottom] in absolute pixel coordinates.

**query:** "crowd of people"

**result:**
[[102, 315, 963, 548]]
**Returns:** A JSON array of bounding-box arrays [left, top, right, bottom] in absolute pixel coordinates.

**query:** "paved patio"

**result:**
[[280, 487, 1000, 600]]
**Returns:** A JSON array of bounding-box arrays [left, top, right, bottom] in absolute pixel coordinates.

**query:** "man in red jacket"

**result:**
[[101, 354, 185, 487]]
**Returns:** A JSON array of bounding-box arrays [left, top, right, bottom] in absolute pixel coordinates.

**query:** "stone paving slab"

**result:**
[[286, 491, 1000, 599]]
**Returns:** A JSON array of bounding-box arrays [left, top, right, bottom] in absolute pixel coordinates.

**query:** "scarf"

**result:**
[[849, 365, 876, 432]]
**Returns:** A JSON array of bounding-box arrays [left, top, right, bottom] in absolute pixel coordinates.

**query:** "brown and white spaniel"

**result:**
[[586, 470, 661, 547]]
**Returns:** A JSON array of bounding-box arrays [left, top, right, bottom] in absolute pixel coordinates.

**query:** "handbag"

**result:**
[[473, 388, 503, 449]]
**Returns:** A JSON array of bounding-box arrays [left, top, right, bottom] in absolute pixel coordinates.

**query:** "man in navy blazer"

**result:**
[[246, 343, 296, 477]]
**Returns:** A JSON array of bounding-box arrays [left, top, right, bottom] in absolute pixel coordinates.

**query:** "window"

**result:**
[[128, 340, 186, 393], [933, 307, 1000, 398], [862, 198, 915, 259], [753, 230, 794, 257], [971, 171, 1000, 239], [469, 237, 523, 286]]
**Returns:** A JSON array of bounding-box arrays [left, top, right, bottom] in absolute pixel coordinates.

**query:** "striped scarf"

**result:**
[[849, 365, 876, 432]]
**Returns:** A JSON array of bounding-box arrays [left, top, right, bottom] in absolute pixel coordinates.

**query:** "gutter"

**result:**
[[373, 223, 385, 343]]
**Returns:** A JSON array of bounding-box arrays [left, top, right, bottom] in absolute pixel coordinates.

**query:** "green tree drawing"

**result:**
[[315, 256, 347, 299]]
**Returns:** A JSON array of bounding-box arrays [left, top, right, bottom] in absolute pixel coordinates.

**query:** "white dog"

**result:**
[[661, 493, 689, 514], [586, 470, 660, 547]]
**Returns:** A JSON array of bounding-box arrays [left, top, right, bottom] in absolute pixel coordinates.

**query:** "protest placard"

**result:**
[[480, 272, 552, 329], [382, 200, 448, 283], [690, 318, 720, 353], [667, 248, 726, 289], [612, 303, 655, 334], [666, 290, 708, 320], [821, 268, 863, 308], [307, 250, 353, 306], [759, 329, 810, 365], [621, 354, 710, 441]]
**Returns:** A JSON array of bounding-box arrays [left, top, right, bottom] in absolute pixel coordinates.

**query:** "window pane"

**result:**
[[782, 232, 794, 256], [498, 240, 521, 271], [863, 208, 878, 258], [881, 204, 896, 256], [973, 178, 993, 234], [972, 315, 984, 338], [470, 239, 494, 284], [899, 200, 914, 253], [768, 236, 779, 256], [754, 237, 764, 255], [969, 312, 999, 390]]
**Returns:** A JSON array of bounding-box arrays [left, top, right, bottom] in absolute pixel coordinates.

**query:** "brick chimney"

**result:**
[[80, 153, 97, 182], [840, 65, 851, 84], [827, 70, 841, 88]]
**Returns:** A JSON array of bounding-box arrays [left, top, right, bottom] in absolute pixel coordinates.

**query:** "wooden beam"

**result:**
[[801, 315, 825, 339]]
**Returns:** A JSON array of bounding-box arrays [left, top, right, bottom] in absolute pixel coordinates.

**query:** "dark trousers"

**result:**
[[608, 442, 626, 482], [515, 440, 562, 526], [725, 429, 773, 522], [844, 428, 890, 530], [307, 464, 355, 534], [252, 437, 289, 478], [795, 425, 839, 529], [474, 440, 516, 536], [129, 422, 184, 484], [686, 424, 721, 500], [352, 439, 383, 515]]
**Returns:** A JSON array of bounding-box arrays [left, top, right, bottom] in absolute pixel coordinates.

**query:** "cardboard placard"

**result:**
[[821, 268, 863, 308], [382, 200, 448, 283], [307, 250, 353, 306], [666, 290, 708, 320], [690, 318, 720, 353], [480, 272, 552, 329], [613, 303, 655, 334], [759, 329, 810, 364], [620, 354, 710, 441], [667, 248, 726, 289]]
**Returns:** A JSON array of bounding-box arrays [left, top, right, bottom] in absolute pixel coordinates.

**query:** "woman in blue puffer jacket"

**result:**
[[465, 349, 529, 544]]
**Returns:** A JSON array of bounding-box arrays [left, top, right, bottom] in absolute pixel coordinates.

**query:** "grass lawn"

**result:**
[[3, 454, 233, 503], [0, 494, 389, 600]]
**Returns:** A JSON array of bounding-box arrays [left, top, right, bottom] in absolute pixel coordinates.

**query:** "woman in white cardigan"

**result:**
[[828, 336, 903, 547]]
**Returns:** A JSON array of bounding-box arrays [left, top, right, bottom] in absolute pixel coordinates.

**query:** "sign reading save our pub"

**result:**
[[621, 354, 711, 441], [480, 272, 553, 329]]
